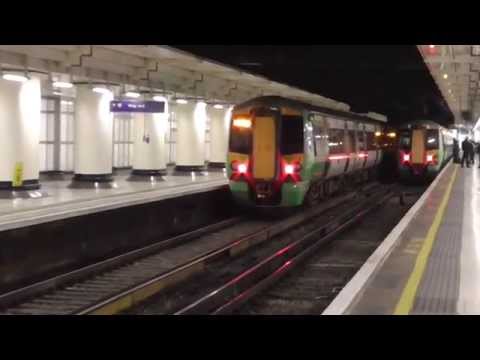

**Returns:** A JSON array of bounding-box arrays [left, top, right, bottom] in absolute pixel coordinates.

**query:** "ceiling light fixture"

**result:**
[[92, 87, 112, 95], [176, 99, 188, 104], [125, 91, 140, 98], [53, 81, 73, 89], [2, 73, 28, 82]]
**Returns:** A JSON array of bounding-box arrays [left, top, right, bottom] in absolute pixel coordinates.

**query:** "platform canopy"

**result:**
[[0, 45, 355, 112], [417, 45, 480, 125]]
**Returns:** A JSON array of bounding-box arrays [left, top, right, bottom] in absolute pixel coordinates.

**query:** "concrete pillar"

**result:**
[[0, 76, 41, 192], [208, 106, 231, 168], [174, 101, 207, 172], [129, 96, 168, 180], [71, 85, 114, 187]]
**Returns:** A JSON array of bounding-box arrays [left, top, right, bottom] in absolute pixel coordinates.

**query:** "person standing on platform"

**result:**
[[461, 137, 472, 168], [477, 142, 480, 169], [453, 139, 460, 163], [469, 140, 476, 165]]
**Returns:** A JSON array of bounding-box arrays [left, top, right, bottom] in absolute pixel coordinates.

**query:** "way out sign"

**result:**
[[110, 101, 166, 113], [12, 162, 24, 187]]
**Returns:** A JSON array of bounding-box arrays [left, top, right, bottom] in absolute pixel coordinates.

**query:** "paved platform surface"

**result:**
[[324, 161, 480, 315]]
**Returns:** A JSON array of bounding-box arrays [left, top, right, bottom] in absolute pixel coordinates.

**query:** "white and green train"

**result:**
[[397, 120, 454, 181], [227, 96, 388, 208]]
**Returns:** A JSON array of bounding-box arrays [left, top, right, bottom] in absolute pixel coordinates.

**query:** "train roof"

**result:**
[[233, 96, 388, 125], [397, 120, 447, 130]]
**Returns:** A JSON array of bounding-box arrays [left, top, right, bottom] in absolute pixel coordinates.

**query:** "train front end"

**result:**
[[227, 101, 309, 208], [398, 127, 442, 181]]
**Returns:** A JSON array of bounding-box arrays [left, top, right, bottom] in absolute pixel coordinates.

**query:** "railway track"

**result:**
[[128, 183, 398, 315], [0, 182, 377, 315], [235, 186, 425, 315]]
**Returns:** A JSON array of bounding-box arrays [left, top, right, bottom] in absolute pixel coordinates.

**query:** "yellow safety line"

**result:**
[[394, 165, 458, 315]]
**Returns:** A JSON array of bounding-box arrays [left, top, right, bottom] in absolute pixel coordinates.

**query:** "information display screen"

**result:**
[[110, 101, 165, 113]]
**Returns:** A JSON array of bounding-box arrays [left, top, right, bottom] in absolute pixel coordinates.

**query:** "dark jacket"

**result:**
[[462, 139, 470, 152]]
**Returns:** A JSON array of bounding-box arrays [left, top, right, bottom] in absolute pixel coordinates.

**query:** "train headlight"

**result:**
[[403, 153, 410, 162], [426, 154, 433, 163], [238, 163, 247, 174], [284, 164, 295, 175]]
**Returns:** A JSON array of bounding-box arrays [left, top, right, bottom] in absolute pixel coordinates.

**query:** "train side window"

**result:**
[[366, 132, 377, 151], [426, 130, 439, 150], [328, 128, 345, 154], [357, 131, 366, 151], [281, 115, 304, 154], [229, 125, 252, 154], [347, 130, 356, 153]]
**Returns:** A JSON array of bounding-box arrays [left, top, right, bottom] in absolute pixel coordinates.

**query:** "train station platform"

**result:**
[[324, 159, 479, 315], [0, 169, 228, 232], [0, 168, 232, 293]]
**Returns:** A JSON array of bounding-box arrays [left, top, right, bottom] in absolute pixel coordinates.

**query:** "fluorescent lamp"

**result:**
[[3, 74, 28, 82], [153, 95, 166, 102], [125, 91, 140, 98], [53, 81, 73, 89], [176, 99, 188, 104], [92, 87, 112, 95], [214, 104, 224, 109]]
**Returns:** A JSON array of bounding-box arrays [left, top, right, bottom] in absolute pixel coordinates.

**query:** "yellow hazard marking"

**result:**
[[12, 162, 24, 187], [394, 165, 458, 315]]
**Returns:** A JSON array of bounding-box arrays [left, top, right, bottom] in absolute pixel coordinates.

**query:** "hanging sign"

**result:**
[[110, 100, 165, 113]]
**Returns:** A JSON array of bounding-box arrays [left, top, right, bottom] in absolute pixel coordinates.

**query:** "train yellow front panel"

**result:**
[[253, 116, 276, 179], [412, 129, 425, 164]]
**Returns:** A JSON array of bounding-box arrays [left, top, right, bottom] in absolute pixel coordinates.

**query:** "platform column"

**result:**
[[71, 85, 114, 188], [0, 76, 41, 193], [208, 106, 231, 169], [174, 101, 207, 173], [129, 96, 168, 180]]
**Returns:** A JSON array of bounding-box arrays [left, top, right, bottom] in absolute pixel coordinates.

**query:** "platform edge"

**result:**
[[322, 160, 454, 315]]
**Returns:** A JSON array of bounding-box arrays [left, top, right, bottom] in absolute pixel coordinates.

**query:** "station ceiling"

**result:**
[[3, 45, 479, 128], [175, 45, 476, 128], [0, 45, 355, 112]]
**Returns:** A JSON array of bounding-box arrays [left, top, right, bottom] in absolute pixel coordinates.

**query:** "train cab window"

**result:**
[[229, 125, 252, 154], [399, 131, 411, 150], [328, 129, 345, 154], [426, 130, 439, 150], [281, 115, 304, 154]]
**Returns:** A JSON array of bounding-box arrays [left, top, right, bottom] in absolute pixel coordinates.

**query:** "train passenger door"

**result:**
[[312, 114, 329, 177], [325, 117, 348, 179], [345, 121, 358, 172], [365, 124, 376, 169], [357, 124, 367, 169], [411, 129, 426, 164], [252, 115, 276, 180]]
